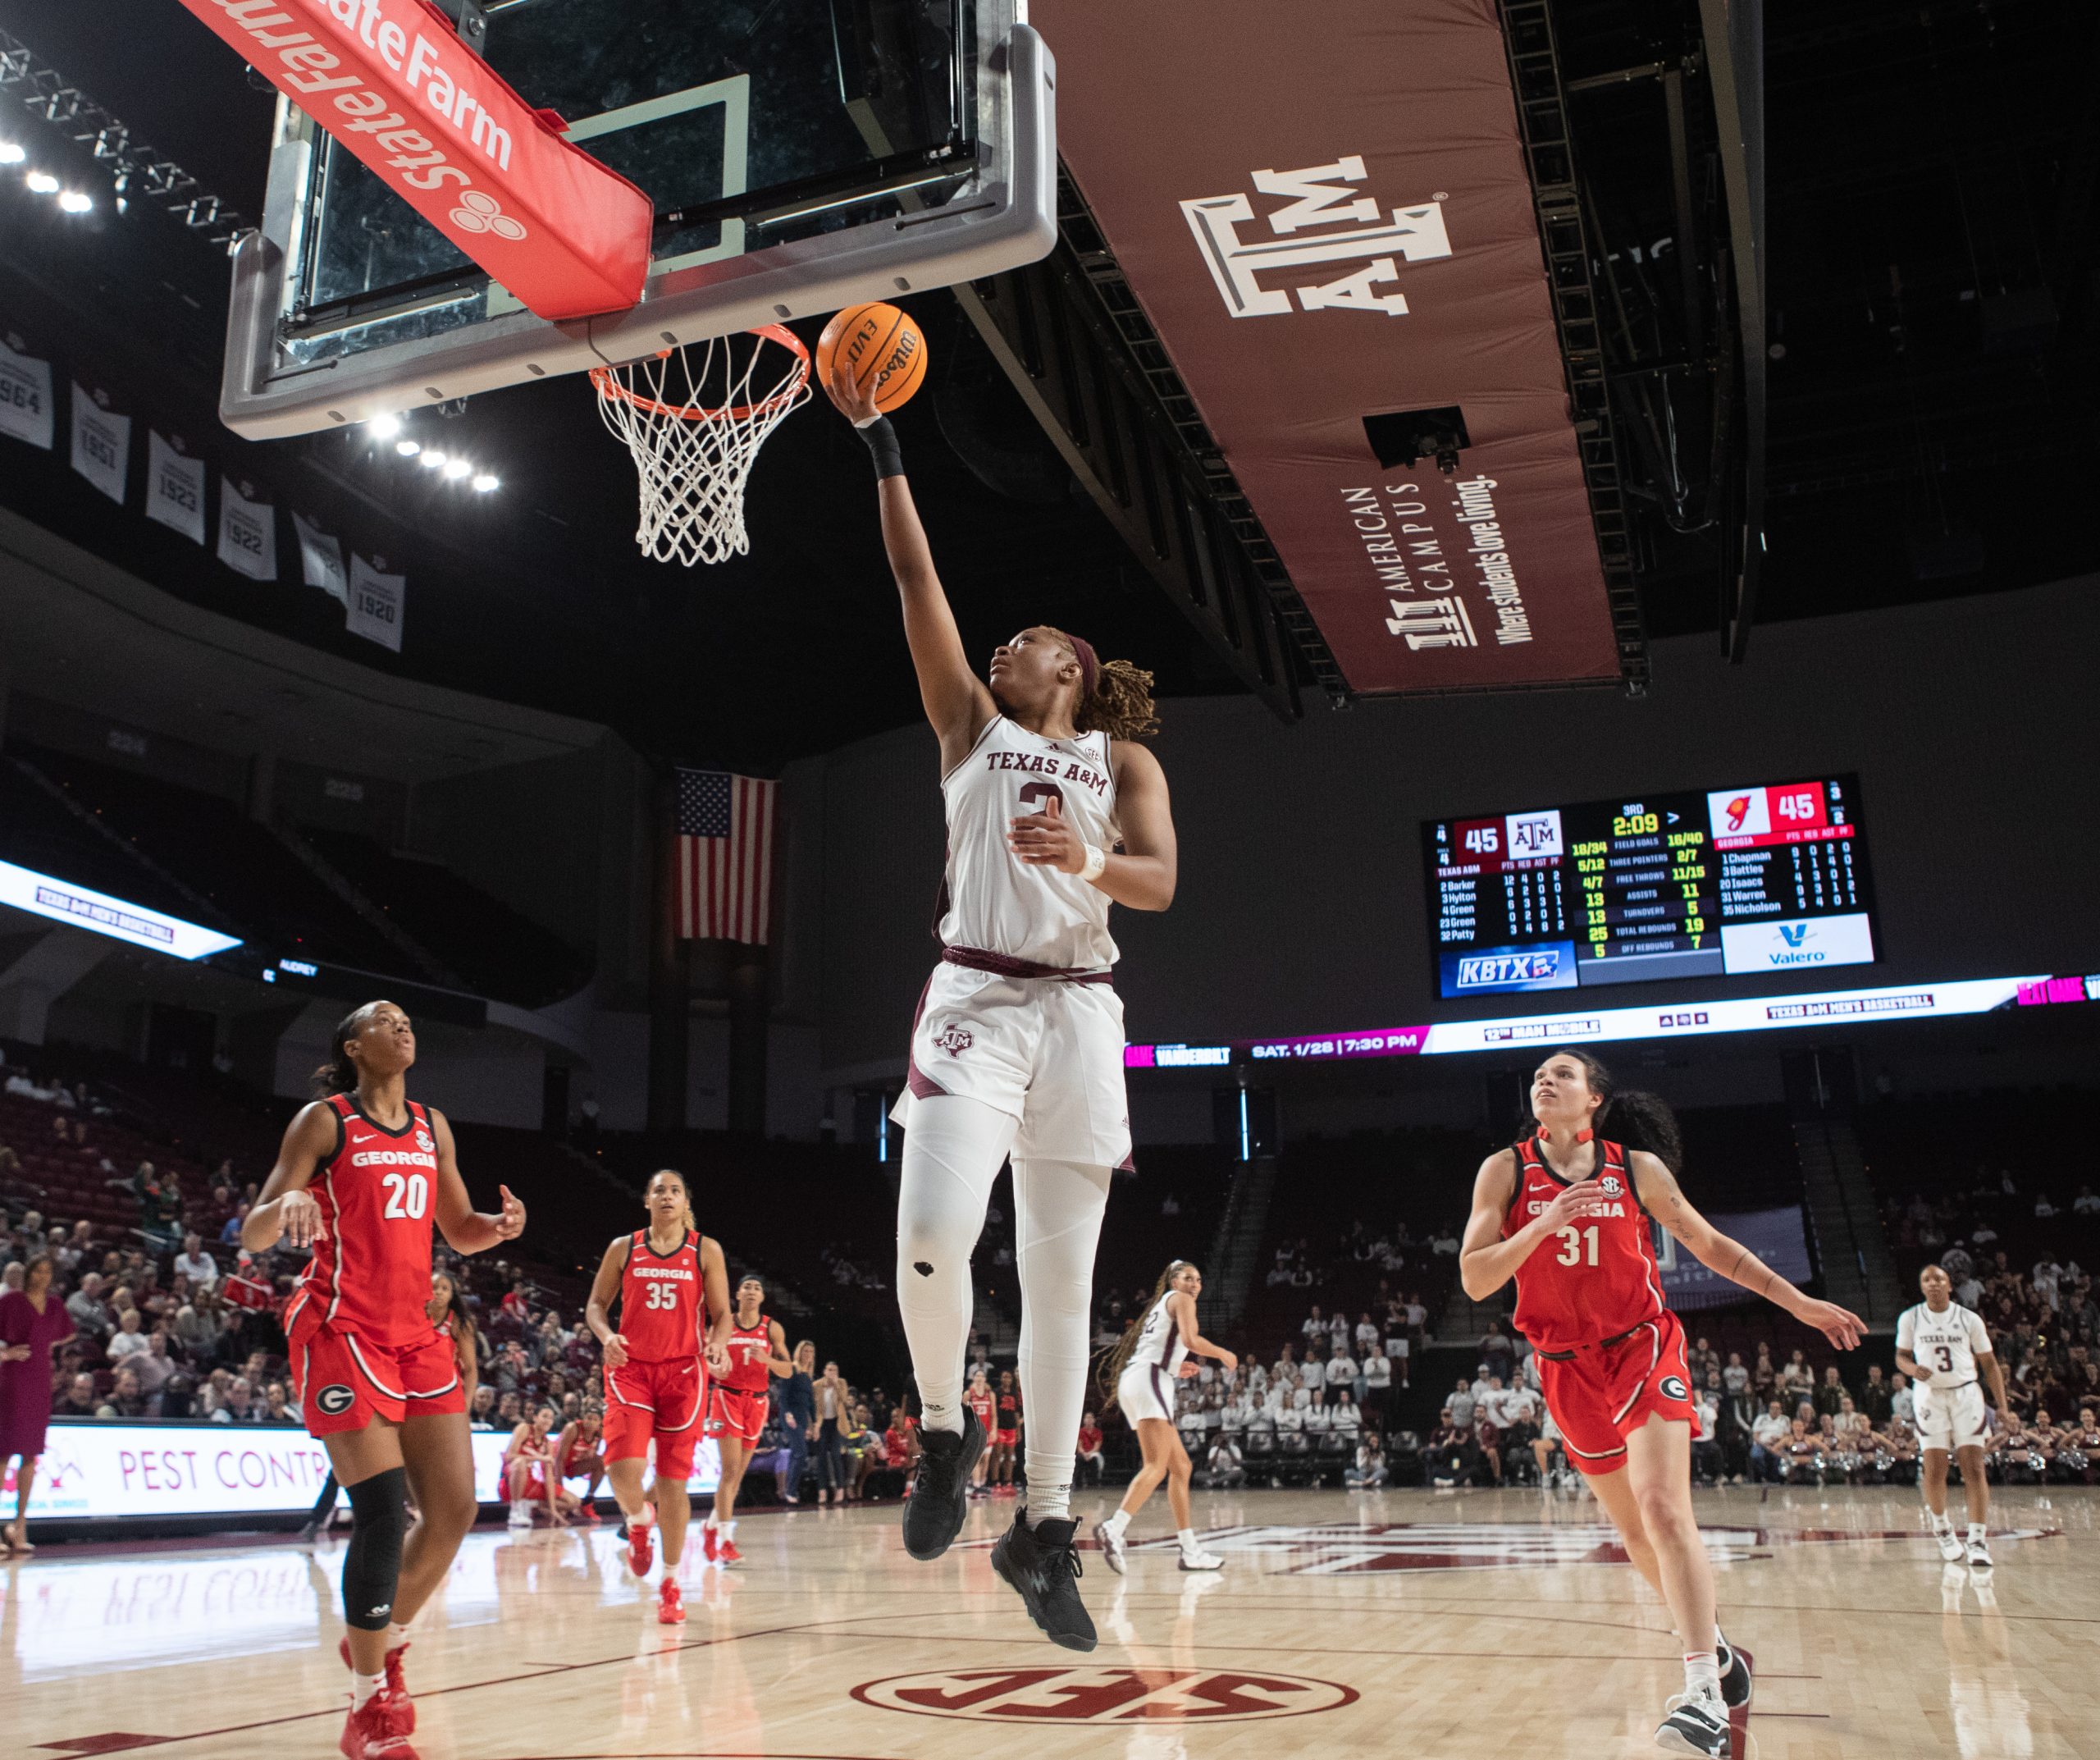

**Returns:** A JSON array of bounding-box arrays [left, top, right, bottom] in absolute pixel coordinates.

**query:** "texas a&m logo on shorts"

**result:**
[[934, 1023, 974, 1058]]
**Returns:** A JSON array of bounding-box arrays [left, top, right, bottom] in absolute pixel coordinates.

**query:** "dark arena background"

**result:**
[[1, 1, 2097, 1757]]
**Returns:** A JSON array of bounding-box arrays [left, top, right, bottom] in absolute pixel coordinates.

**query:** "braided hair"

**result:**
[[1047, 628, 1161, 741], [310, 1002, 383, 1098], [1517, 1050, 1685, 1173]]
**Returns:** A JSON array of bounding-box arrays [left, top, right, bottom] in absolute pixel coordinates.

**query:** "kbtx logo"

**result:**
[[1181, 154, 1452, 319], [1458, 949, 1562, 989]]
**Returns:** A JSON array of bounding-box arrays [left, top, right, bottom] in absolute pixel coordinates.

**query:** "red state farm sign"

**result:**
[[177, 0, 652, 322]]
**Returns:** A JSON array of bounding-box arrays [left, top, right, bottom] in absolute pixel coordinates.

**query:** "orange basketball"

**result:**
[[816, 302, 928, 413]]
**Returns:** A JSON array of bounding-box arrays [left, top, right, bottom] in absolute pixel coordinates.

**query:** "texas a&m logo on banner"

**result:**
[[1181, 156, 1453, 320]]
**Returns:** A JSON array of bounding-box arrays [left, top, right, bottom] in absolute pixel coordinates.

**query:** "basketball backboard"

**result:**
[[219, 0, 1052, 437]]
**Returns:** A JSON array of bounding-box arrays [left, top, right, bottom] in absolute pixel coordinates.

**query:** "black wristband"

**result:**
[[857, 415, 905, 480]]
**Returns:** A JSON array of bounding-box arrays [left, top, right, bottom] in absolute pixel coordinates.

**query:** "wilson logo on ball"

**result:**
[[852, 1666, 1358, 1723]]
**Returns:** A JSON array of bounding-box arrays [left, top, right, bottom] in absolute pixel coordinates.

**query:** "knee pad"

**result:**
[[342, 1466, 409, 1632]]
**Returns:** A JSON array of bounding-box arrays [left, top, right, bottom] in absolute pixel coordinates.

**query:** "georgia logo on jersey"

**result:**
[[316, 1384, 356, 1415], [934, 1023, 975, 1058], [1658, 1375, 1689, 1401]]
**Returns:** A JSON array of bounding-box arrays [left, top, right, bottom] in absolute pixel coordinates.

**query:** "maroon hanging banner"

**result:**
[[177, 0, 653, 322], [1034, 0, 1624, 693]]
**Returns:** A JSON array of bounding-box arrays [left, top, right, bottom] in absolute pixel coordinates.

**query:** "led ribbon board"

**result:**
[[1125, 971, 2096, 1067], [0, 858, 242, 960]]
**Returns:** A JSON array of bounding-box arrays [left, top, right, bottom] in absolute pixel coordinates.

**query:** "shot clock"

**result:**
[[1425, 776, 1879, 998]]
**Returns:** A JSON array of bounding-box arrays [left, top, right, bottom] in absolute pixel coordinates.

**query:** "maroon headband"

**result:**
[[1067, 634, 1099, 700]]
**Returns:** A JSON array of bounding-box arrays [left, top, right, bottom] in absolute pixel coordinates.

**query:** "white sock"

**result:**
[[896, 1096, 1014, 1441], [351, 1669, 386, 1711], [1011, 1154, 1112, 1533], [1682, 1651, 1721, 1703], [386, 1621, 410, 1649], [1103, 1510, 1130, 1537], [1177, 1526, 1198, 1554], [722, 1520, 736, 1539], [1931, 1510, 1953, 1529], [1968, 1521, 1987, 1540]]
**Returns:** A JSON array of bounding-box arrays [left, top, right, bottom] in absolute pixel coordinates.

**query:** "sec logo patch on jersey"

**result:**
[[1598, 1175, 1625, 1199], [414, 1127, 436, 1154]]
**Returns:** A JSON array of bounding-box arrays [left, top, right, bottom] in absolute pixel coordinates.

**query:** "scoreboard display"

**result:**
[[1425, 776, 1878, 999]]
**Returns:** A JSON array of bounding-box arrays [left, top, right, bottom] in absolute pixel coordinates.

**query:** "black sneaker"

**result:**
[[991, 1510, 1096, 1652], [1715, 1634, 1752, 1710], [902, 1408, 984, 1561], [1654, 1694, 1729, 1758]]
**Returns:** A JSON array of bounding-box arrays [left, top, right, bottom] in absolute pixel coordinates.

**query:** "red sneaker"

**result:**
[[339, 1638, 413, 1731], [656, 1579, 686, 1625], [627, 1519, 655, 1579], [578, 1503, 602, 1525], [701, 1523, 719, 1562], [339, 1688, 418, 1759], [719, 1538, 743, 1566]]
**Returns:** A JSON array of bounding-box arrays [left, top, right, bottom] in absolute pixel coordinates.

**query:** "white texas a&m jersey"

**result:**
[[1897, 1301, 1992, 1389], [939, 716, 1120, 970], [1131, 1289, 1189, 1379]]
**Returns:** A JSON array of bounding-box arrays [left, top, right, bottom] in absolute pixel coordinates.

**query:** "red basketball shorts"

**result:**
[[1535, 1310, 1698, 1474], [996, 1427, 1018, 1448], [604, 1357, 705, 1479], [705, 1385, 769, 1448], [287, 1301, 463, 1438]]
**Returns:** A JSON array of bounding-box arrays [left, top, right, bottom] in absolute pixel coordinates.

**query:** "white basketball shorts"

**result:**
[[1118, 1360, 1177, 1426], [1914, 1381, 1987, 1452], [891, 962, 1132, 1168]]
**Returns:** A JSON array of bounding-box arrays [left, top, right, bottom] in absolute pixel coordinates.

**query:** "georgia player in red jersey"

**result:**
[[701, 1274, 790, 1566], [585, 1169, 730, 1624], [1461, 1053, 1864, 1758], [244, 1001, 526, 1760]]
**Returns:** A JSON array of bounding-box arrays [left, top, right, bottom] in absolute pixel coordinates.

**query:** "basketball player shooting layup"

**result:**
[[824, 368, 1179, 1653], [244, 1000, 526, 1760], [1896, 1262, 2007, 1569], [1460, 1051, 1865, 1758]]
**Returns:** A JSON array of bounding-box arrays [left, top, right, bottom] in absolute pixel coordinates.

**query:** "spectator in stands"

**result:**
[[145, 1174, 185, 1254], [1751, 1343, 1776, 1399], [107, 1307, 151, 1365], [1328, 1341, 1358, 1406], [1776, 1417, 1826, 1482], [1481, 1323, 1513, 1386], [1300, 1305, 1328, 1351], [1856, 1364, 1892, 1425], [1749, 1400, 1789, 1482], [173, 1232, 218, 1290], [1815, 1365, 1848, 1419], [217, 1205, 249, 1248], [212, 1377, 262, 1423], [1331, 1387, 1362, 1444], [1299, 1348, 1326, 1407], [776, 1341, 816, 1504], [1354, 1312, 1379, 1360], [1361, 1346, 1391, 1432], [2075, 1186, 2100, 1217], [1345, 1437, 1389, 1489], [1201, 1434, 1244, 1488], [495, 1390, 524, 1433], [1427, 1409, 1484, 1487], [1075, 1411, 1104, 1487], [56, 1372, 100, 1419], [171, 1297, 220, 1363], [1691, 1381, 1723, 1484], [1447, 1377, 1476, 1432], [1891, 1371, 1915, 1427], [98, 1365, 151, 1419], [134, 1330, 176, 1407], [468, 1387, 500, 1429], [1778, 1350, 1813, 1404], [66, 1270, 112, 1341]]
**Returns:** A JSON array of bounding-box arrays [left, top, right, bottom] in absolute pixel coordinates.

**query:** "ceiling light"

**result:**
[[442, 457, 472, 480], [395, 438, 421, 457], [0, 143, 24, 165], [25, 171, 59, 194], [367, 413, 403, 439], [58, 191, 92, 213], [470, 473, 499, 492], [418, 449, 447, 469]]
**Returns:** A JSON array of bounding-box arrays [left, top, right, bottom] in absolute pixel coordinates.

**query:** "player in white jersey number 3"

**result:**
[[825, 368, 1180, 1652], [1896, 1263, 2008, 1568]]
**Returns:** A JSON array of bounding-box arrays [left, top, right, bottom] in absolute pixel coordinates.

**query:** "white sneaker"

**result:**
[[1093, 1519, 1128, 1576], [1934, 1525, 1965, 1561], [507, 1502, 532, 1529], [1655, 1692, 1729, 1757], [1178, 1547, 1225, 1571], [1965, 1532, 1993, 1569]]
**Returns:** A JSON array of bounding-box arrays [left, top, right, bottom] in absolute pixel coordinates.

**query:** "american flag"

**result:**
[[675, 768, 778, 944]]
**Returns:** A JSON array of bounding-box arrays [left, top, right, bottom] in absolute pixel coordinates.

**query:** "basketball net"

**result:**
[[591, 326, 811, 566]]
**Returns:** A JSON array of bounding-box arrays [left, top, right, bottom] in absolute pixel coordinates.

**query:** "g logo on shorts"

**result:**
[[1658, 1375, 1689, 1401], [317, 1384, 356, 1416]]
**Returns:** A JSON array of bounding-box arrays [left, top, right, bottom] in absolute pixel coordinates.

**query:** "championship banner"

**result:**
[[1034, 0, 1623, 693], [174, 0, 654, 321], [5, 1423, 715, 1521], [1655, 1208, 1812, 1311], [346, 553, 405, 651], [0, 334, 55, 449], [146, 432, 208, 542], [217, 477, 280, 580], [70, 384, 132, 504], [294, 510, 349, 603]]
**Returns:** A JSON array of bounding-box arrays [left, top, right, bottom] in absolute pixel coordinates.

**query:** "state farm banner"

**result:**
[[175, 0, 652, 320], [1034, 0, 1624, 693]]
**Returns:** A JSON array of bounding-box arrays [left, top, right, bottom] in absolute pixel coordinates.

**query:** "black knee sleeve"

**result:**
[[342, 1466, 409, 1632]]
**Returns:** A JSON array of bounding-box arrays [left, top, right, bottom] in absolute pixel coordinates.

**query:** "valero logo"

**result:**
[[853, 1666, 1358, 1723]]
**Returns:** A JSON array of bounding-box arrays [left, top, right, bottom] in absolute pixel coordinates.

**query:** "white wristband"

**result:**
[[1079, 842, 1107, 884]]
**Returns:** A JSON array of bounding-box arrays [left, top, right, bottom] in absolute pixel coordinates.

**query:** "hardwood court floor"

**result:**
[[4, 1483, 2093, 1759]]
